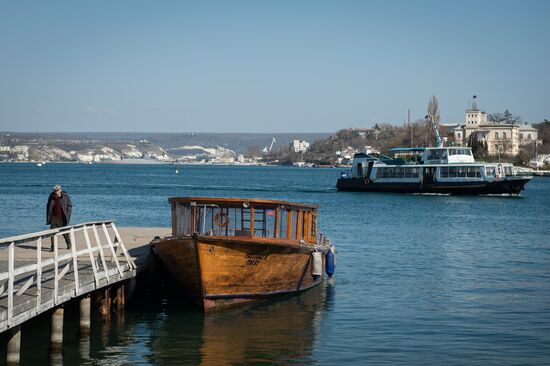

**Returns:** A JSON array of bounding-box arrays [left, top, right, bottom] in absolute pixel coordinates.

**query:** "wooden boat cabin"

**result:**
[[170, 197, 319, 244]]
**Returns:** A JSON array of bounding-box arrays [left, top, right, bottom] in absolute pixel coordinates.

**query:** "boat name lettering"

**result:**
[[244, 253, 268, 266]]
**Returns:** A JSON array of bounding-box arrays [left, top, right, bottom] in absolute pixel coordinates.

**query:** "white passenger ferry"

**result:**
[[336, 146, 532, 195]]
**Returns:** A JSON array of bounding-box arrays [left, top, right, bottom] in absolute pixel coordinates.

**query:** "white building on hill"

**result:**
[[452, 97, 538, 157], [290, 140, 309, 153]]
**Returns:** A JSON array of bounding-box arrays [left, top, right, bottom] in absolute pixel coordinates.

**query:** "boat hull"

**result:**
[[336, 176, 532, 195], [153, 235, 325, 311]]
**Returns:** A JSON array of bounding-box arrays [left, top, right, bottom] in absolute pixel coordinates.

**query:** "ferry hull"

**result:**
[[153, 236, 324, 311], [336, 177, 532, 195]]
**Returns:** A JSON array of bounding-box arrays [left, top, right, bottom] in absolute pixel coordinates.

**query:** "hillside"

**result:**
[[0, 132, 331, 155]]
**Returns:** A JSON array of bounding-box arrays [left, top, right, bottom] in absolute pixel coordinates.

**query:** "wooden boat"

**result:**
[[152, 197, 335, 312]]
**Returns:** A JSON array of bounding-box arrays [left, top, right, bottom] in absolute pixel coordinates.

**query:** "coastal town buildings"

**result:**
[[452, 98, 538, 157], [290, 139, 310, 153]]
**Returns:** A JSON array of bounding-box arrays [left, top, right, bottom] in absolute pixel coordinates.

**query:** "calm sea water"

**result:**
[[1, 163, 550, 365]]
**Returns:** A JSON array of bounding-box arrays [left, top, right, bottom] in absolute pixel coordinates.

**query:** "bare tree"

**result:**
[[427, 95, 441, 124], [425, 95, 441, 146]]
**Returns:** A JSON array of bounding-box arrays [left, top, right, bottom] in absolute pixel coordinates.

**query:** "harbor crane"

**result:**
[[262, 137, 276, 154]]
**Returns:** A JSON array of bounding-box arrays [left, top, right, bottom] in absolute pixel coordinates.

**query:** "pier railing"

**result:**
[[0, 221, 136, 333]]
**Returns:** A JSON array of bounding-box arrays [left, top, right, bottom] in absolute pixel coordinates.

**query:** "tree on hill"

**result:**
[[467, 133, 488, 160], [488, 109, 521, 123]]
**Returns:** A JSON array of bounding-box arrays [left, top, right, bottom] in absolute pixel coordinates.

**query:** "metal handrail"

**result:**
[[0, 221, 136, 331]]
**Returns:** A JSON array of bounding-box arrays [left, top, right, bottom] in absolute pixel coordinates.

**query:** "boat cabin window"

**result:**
[[485, 166, 496, 176], [170, 198, 318, 243], [440, 166, 481, 178], [390, 149, 424, 163], [376, 167, 419, 178], [448, 148, 472, 156], [426, 149, 447, 161]]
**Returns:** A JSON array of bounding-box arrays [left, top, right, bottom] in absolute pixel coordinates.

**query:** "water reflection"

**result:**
[[200, 284, 328, 365], [147, 281, 330, 365]]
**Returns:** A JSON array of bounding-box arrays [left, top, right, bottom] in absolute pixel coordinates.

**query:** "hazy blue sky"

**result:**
[[1, 0, 548, 133]]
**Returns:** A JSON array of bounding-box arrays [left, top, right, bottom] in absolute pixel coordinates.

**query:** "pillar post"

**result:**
[[115, 285, 125, 312], [126, 277, 136, 300], [50, 307, 64, 353], [6, 326, 21, 365], [79, 296, 91, 335], [100, 287, 111, 319]]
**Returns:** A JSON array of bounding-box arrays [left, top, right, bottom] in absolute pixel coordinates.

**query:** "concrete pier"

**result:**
[[79, 296, 91, 335], [6, 326, 21, 365], [50, 307, 64, 352], [0, 225, 169, 361]]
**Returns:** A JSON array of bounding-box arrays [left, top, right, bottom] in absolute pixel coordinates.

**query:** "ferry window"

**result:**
[[467, 167, 480, 178], [449, 167, 458, 177], [485, 166, 495, 176], [458, 167, 467, 177], [440, 167, 449, 178], [404, 167, 418, 178], [376, 168, 384, 178], [427, 149, 446, 160]]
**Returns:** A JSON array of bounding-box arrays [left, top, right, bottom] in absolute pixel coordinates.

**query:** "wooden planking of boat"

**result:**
[[152, 197, 336, 312]]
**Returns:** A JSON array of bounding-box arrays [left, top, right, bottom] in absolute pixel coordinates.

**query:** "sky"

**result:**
[[0, 0, 549, 133]]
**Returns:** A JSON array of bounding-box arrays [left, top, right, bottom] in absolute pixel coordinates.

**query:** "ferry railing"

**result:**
[[0, 220, 136, 332]]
